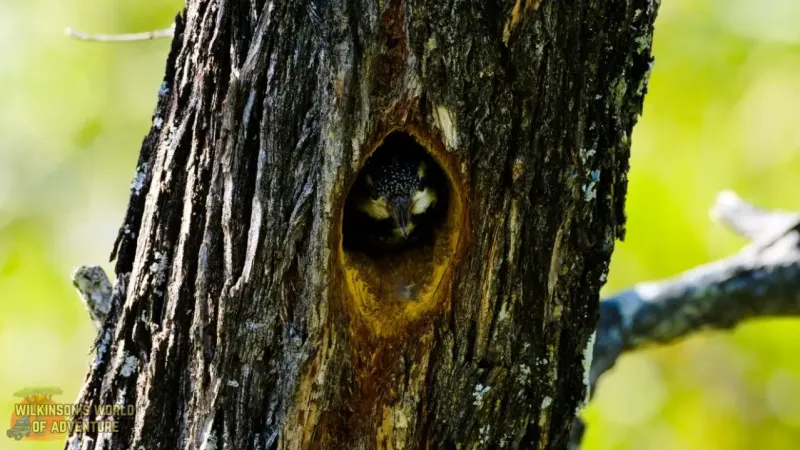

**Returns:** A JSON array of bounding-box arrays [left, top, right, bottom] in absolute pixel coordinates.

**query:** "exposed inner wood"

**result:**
[[340, 127, 467, 338]]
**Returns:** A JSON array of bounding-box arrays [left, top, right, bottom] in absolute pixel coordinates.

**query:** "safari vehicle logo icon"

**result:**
[[6, 415, 32, 441], [6, 387, 67, 441]]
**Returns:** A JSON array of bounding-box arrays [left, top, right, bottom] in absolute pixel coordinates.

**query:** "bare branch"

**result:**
[[711, 190, 799, 242], [592, 192, 800, 392], [592, 236, 800, 392], [572, 192, 800, 448], [64, 25, 174, 42]]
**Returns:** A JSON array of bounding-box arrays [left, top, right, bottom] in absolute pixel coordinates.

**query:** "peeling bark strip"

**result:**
[[68, 0, 658, 449]]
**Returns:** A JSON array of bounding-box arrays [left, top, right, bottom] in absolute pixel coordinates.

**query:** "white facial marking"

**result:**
[[411, 188, 437, 215], [358, 197, 390, 219]]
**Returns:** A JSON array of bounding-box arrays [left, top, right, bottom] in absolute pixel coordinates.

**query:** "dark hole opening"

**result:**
[[343, 131, 450, 260]]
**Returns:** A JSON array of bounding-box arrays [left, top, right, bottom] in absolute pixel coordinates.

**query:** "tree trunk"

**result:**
[[67, 0, 657, 448]]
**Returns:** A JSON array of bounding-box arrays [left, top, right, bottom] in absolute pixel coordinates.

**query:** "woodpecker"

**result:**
[[354, 152, 439, 245]]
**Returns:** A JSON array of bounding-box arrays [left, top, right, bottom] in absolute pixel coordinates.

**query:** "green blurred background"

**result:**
[[0, 0, 798, 448]]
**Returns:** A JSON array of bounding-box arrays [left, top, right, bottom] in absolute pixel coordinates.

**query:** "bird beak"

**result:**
[[400, 222, 410, 237], [391, 199, 412, 237]]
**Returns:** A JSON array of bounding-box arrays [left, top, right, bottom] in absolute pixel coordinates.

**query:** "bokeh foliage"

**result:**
[[0, 0, 798, 449], [584, 0, 800, 448], [0, 1, 180, 448]]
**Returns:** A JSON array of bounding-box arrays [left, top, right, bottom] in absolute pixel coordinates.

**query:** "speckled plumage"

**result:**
[[365, 156, 424, 201], [357, 153, 437, 239], [343, 133, 448, 255]]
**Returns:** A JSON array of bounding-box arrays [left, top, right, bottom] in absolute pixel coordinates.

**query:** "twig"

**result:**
[[572, 191, 800, 448], [710, 190, 799, 242], [65, 25, 175, 42]]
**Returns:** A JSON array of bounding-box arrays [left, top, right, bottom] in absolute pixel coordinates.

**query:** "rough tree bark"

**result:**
[[66, 0, 657, 448]]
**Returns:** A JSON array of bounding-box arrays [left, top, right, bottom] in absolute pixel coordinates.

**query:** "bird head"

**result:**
[[357, 156, 437, 238]]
